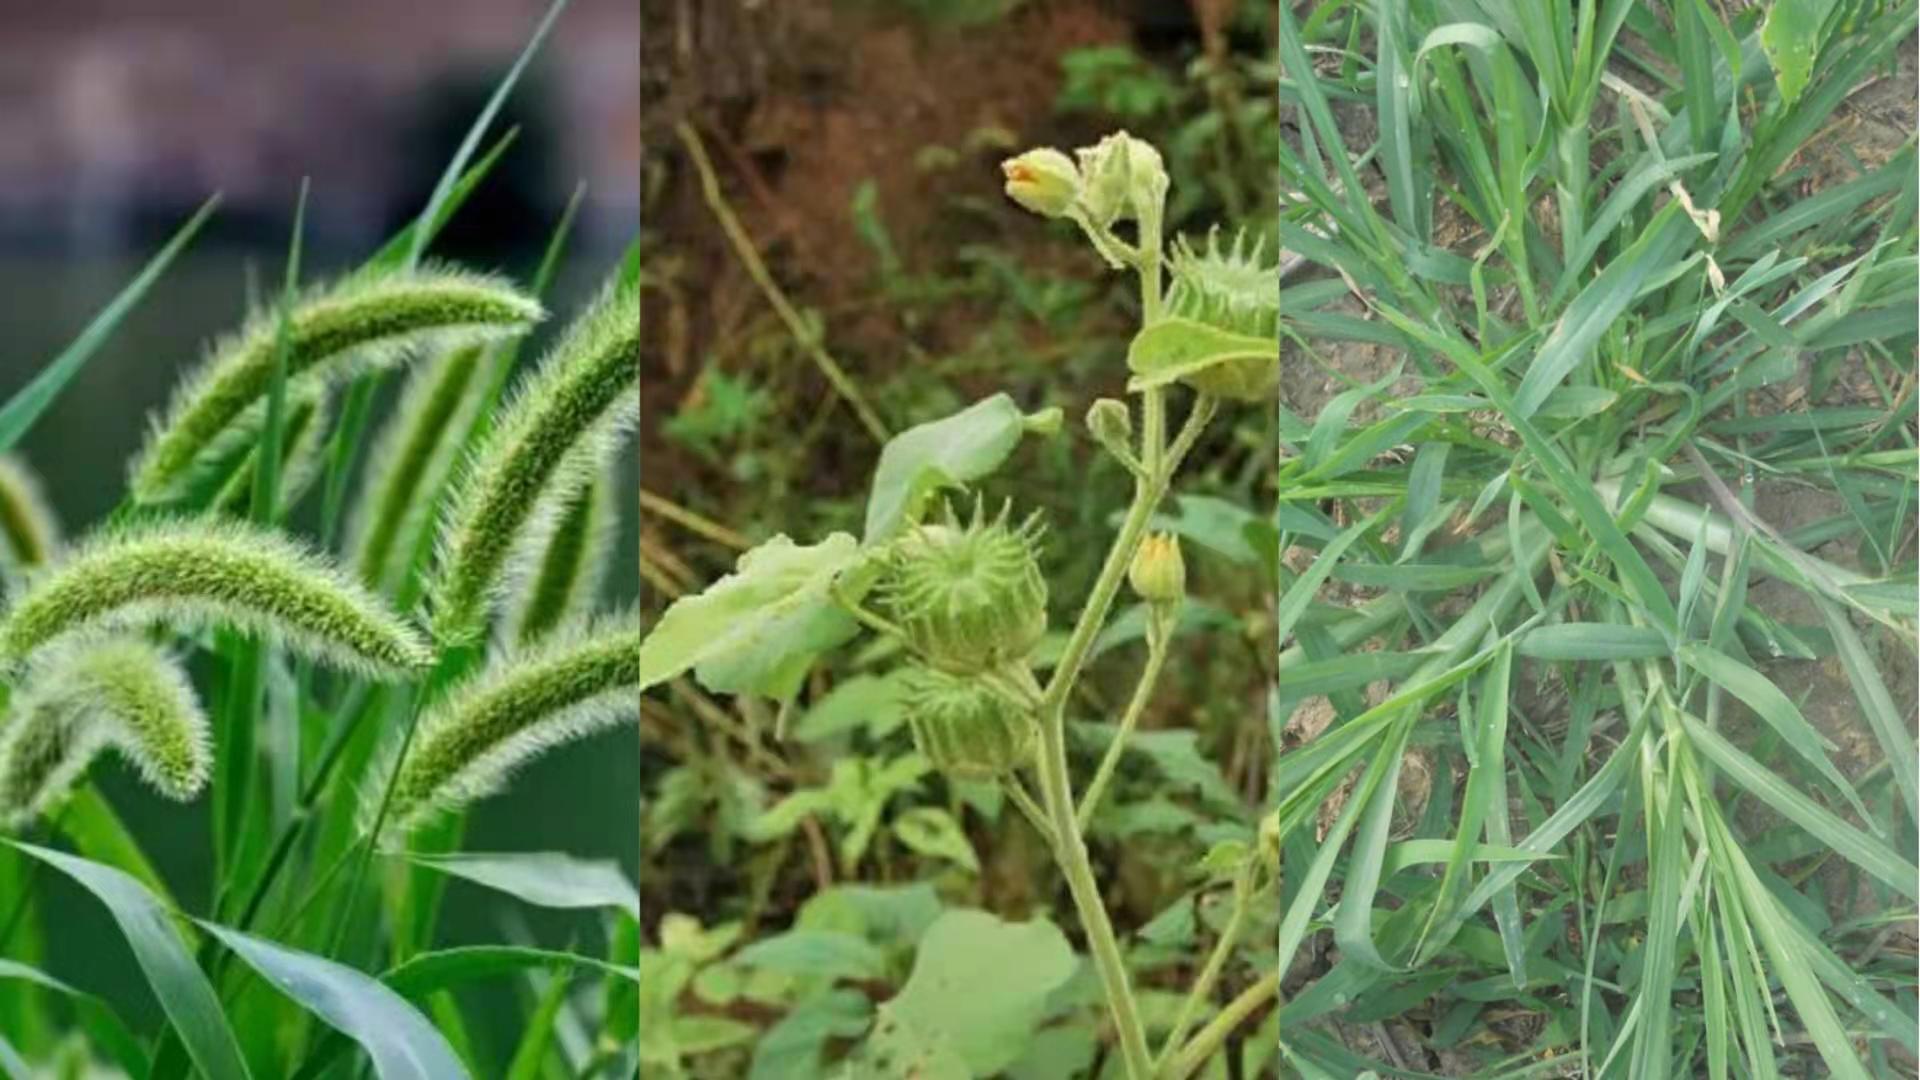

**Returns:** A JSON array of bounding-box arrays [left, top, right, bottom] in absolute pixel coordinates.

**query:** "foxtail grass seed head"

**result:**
[[346, 343, 491, 594], [1001, 148, 1081, 218], [430, 278, 640, 645], [0, 519, 433, 679], [0, 455, 61, 576], [373, 612, 639, 840], [881, 498, 1047, 675], [1128, 532, 1185, 610], [904, 665, 1034, 782], [130, 267, 542, 504], [500, 463, 618, 647], [0, 638, 209, 828]]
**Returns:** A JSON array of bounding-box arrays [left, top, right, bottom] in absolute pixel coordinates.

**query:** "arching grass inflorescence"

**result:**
[[429, 278, 639, 645], [130, 267, 543, 504], [0, 519, 434, 679], [0, 638, 210, 828], [371, 611, 639, 840]]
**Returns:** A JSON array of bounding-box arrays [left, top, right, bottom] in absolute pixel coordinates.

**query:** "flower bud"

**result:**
[[882, 500, 1048, 675], [904, 666, 1034, 781], [1128, 533, 1185, 608], [1073, 132, 1167, 227], [1086, 397, 1132, 457], [1001, 148, 1081, 218]]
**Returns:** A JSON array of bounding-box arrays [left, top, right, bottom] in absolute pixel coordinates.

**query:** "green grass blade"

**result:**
[[0, 196, 218, 455], [6, 841, 250, 1080]]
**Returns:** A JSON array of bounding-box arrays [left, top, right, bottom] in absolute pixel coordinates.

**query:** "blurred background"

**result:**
[[0, 0, 637, 1034]]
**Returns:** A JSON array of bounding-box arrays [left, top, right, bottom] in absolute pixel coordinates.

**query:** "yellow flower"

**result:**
[[1001, 148, 1080, 218]]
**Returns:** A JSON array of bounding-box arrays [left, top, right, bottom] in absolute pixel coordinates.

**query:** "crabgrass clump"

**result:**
[[0, 638, 209, 827], [430, 278, 639, 645], [1274, 1, 1918, 1074], [375, 612, 639, 838], [130, 267, 542, 504], [0, 455, 61, 578], [0, 519, 434, 678]]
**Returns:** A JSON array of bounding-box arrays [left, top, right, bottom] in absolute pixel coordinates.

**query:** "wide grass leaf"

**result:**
[[407, 851, 639, 917], [1682, 715, 1916, 898], [200, 921, 465, 1080], [7, 841, 249, 1080]]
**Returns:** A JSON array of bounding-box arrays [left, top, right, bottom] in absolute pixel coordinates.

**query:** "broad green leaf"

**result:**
[[733, 930, 888, 982], [750, 989, 872, 1080], [200, 922, 464, 1079], [7, 841, 250, 1080], [406, 852, 638, 917], [1125, 317, 1278, 401], [884, 909, 1077, 1075], [863, 394, 1054, 542], [1761, 0, 1831, 106], [640, 533, 861, 700], [794, 671, 911, 743], [843, 1006, 970, 1080], [891, 807, 980, 874]]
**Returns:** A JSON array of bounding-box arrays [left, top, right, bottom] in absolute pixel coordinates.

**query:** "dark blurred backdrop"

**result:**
[[0, 0, 638, 1032]]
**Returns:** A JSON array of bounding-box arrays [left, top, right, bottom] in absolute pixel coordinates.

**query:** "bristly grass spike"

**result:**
[[0, 638, 210, 827], [0, 518, 434, 679], [429, 276, 640, 645], [130, 266, 542, 504]]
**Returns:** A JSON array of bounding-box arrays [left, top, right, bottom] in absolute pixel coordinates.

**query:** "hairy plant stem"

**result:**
[[1162, 971, 1280, 1080], [1077, 612, 1172, 829], [1156, 863, 1258, 1070]]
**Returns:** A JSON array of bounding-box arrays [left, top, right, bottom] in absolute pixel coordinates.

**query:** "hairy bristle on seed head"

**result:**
[[0, 638, 209, 828], [370, 611, 639, 840], [0, 518, 434, 679], [499, 445, 621, 647], [130, 266, 543, 505], [429, 278, 639, 645]]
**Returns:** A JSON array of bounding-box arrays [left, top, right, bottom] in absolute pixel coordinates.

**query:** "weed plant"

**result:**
[[0, 2, 643, 1075], [1276, 1, 1917, 1075], [640, 120, 1282, 1077]]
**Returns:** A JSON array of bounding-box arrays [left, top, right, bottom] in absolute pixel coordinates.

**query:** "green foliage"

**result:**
[[1277, 0, 1917, 1073], [0, 4, 639, 1072]]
